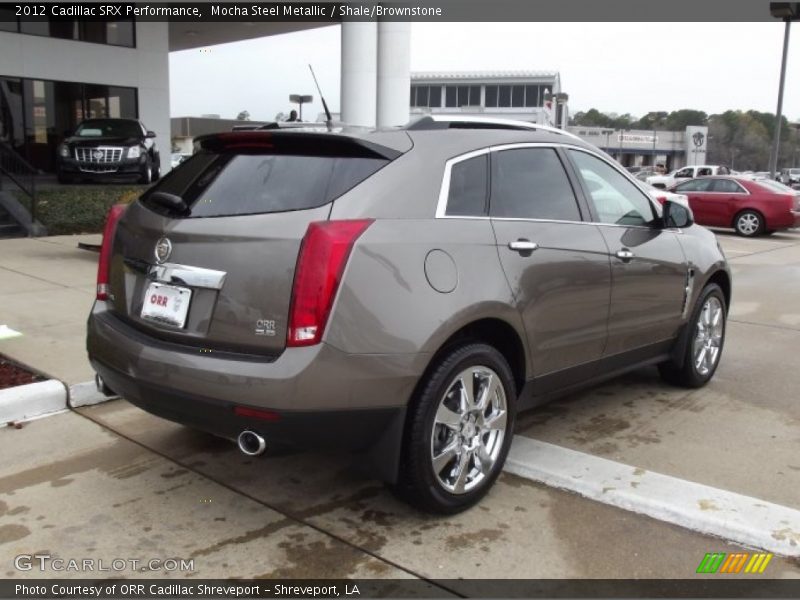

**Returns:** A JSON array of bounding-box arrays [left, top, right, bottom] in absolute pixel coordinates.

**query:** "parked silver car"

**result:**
[[87, 116, 731, 513]]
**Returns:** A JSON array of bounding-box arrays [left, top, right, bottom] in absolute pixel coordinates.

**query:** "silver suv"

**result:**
[[87, 117, 731, 513]]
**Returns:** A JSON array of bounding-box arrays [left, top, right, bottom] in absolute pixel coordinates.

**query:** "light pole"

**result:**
[[289, 94, 313, 122], [768, 3, 799, 179]]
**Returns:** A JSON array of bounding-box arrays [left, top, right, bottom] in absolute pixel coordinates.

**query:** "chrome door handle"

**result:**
[[615, 249, 635, 261], [508, 240, 539, 253]]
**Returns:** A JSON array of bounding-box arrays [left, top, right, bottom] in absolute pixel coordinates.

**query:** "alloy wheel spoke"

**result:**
[[452, 451, 472, 493], [475, 444, 493, 475], [484, 409, 507, 432], [435, 403, 462, 430], [695, 346, 707, 370], [459, 375, 476, 411], [432, 440, 459, 475]]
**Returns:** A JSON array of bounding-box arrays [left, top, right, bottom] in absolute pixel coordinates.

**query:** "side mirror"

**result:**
[[146, 131, 157, 138], [663, 200, 694, 229]]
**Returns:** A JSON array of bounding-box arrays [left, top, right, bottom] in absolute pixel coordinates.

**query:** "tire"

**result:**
[[394, 343, 517, 514], [139, 160, 153, 185], [152, 157, 161, 181], [659, 283, 726, 388], [734, 210, 765, 237]]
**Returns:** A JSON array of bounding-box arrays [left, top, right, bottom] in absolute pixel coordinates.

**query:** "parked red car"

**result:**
[[671, 176, 800, 237]]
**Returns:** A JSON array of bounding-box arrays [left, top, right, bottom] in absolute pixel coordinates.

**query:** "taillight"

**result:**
[[656, 196, 667, 205], [96, 204, 127, 301], [287, 219, 373, 347]]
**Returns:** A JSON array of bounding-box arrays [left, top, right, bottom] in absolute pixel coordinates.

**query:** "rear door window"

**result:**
[[711, 179, 745, 193], [490, 148, 582, 221], [445, 154, 488, 216], [142, 151, 387, 218]]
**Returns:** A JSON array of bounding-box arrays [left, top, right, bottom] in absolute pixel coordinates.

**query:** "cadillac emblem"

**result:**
[[93, 149, 104, 160], [154, 237, 172, 264]]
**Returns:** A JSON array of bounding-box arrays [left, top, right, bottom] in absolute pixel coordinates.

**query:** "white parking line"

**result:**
[[505, 437, 800, 557]]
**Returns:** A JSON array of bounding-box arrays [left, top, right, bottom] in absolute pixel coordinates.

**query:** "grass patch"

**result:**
[[22, 185, 147, 235]]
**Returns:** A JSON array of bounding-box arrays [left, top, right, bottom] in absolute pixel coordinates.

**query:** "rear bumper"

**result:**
[[87, 304, 421, 477]]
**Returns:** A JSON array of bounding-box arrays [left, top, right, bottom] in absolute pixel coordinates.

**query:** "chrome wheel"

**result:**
[[430, 366, 507, 494], [693, 296, 724, 376], [736, 212, 760, 236]]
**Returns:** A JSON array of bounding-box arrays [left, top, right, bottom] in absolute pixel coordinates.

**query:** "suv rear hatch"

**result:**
[[106, 131, 406, 356]]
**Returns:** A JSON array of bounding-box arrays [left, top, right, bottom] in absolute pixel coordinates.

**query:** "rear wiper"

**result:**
[[148, 191, 189, 215]]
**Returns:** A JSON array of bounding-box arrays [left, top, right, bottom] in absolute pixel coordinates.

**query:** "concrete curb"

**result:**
[[68, 380, 119, 408], [505, 437, 800, 557], [0, 379, 68, 423]]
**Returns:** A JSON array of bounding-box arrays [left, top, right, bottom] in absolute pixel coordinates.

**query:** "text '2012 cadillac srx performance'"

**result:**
[[87, 116, 731, 513]]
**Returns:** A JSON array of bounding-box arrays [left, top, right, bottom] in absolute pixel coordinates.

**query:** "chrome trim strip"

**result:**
[[435, 142, 675, 232], [148, 263, 227, 290]]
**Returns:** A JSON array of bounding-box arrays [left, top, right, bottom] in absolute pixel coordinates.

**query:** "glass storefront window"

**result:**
[[6, 77, 138, 172], [0, 7, 17, 31], [0, 78, 25, 150], [13, 18, 135, 47]]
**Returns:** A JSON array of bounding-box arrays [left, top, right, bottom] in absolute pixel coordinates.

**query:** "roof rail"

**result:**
[[404, 115, 580, 139]]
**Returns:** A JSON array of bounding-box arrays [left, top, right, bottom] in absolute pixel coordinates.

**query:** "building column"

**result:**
[[376, 22, 410, 128], [340, 22, 377, 127]]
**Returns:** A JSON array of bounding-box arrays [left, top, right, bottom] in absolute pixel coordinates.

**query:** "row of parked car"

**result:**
[[633, 165, 800, 237]]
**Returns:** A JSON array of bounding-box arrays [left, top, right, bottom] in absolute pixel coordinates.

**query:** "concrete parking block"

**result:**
[[69, 380, 118, 408], [0, 380, 67, 424], [505, 437, 800, 557]]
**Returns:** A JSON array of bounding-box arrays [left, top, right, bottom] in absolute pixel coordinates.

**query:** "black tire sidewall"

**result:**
[[403, 343, 517, 513]]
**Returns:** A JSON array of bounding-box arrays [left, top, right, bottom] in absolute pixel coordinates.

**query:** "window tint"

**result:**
[[446, 155, 488, 216], [491, 148, 581, 221], [141, 152, 387, 218], [675, 178, 714, 192], [696, 167, 713, 177], [569, 150, 656, 227], [711, 179, 744, 193]]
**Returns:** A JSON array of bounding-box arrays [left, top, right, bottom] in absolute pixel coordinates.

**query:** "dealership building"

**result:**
[[0, 19, 411, 178], [1, 17, 706, 196]]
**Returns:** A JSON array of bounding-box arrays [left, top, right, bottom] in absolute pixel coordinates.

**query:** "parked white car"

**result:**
[[647, 165, 730, 189], [642, 183, 690, 208]]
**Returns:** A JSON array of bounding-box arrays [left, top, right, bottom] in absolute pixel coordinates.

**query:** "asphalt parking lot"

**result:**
[[1, 229, 800, 583]]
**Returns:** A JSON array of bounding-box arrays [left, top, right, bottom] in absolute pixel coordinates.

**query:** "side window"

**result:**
[[490, 148, 581, 221], [697, 167, 713, 177], [711, 179, 744, 193], [568, 150, 656, 227], [445, 154, 488, 216], [675, 168, 693, 178], [675, 178, 714, 192]]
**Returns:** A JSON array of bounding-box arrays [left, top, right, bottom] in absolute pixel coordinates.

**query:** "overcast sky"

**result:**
[[169, 22, 800, 123]]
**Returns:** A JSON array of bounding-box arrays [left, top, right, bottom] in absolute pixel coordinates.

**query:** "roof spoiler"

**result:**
[[194, 131, 404, 160]]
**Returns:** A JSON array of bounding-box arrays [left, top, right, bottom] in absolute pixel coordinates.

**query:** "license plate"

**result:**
[[141, 282, 192, 328]]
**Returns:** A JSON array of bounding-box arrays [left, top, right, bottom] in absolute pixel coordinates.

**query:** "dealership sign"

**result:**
[[617, 134, 658, 144]]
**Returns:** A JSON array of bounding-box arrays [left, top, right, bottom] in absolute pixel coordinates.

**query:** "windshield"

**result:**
[[790, 169, 800, 175], [74, 120, 142, 138]]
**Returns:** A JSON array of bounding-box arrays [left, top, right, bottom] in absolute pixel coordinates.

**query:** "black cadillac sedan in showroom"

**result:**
[[56, 118, 161, 184]]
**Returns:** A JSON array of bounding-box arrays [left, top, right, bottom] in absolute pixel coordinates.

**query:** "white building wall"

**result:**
[[0, 22, 170, 174]]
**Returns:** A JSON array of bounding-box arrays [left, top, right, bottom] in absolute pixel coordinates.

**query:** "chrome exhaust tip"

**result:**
[[237, 430, 266, 456], [95, 374, 115, 397]]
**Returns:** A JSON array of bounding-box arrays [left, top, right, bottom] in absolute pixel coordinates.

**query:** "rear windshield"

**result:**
[[140, 151, 388, 218]]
